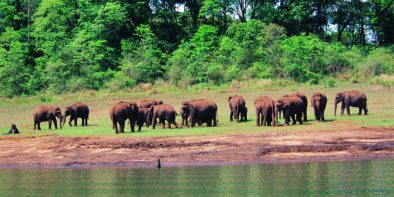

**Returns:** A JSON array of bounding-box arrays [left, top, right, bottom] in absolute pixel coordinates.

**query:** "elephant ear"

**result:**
[[228, 96, 232, 102]]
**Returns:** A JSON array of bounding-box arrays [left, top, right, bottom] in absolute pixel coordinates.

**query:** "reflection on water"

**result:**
[[0, 159, 393, 196]]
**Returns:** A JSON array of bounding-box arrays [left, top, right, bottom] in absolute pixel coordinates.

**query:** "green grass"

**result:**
[[0, 80, 393, 137]]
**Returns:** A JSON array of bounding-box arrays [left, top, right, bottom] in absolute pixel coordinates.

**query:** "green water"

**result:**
[[0, 159, 393, 196]]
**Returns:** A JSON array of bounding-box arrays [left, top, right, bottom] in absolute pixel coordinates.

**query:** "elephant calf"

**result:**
[[228, 95, 247, 122], [334, 90, 368, 116], [276, 96, 304, 126], [311, 92, 327, 121], [63, 102, 89, 127], [254, 96, 276, 126], [33, 106, 63, 130], [152, 104, 178, 129]]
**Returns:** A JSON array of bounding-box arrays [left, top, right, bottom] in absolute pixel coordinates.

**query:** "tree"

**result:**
[[0, 28, 30, 97]]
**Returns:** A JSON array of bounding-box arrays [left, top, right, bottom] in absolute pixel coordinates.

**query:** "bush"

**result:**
[[357, 48, 394, 77], [325, 77, 336, 88]]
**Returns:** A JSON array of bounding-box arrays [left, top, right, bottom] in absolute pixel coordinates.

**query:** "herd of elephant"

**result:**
[[32, 90, 368, 133]]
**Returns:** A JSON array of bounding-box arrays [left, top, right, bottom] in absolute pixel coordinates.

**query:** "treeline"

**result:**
[[0, 0, 393, 97]]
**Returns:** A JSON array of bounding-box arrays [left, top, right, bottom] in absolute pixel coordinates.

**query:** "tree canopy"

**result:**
[[0, 0, 393, 97]]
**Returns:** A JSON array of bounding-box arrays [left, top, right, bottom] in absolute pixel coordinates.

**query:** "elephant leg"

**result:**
[[113, 121, 119, 133], [119, 120, 125, 133], [168, 120, 172, 129], [235, 110, 240, 123], [130, 119, 135, 132], [48, 119, 52, 130], [230, 111, 233, 121], [256, 111, 260, 126], [74, 117, 77, 127], [262, 114, 267, 126], [341, 103, 345, 116], [161, 119, 165, 129], [53, 118, 58, 129], [346, 104, 350, 116], [173, 120, 178, 128], [321, 109, 325, 121], [291, 114, 296, 125], [38, 122, 41, 130], [69, 117, 73, 126], [34, 121, 37, 130], [298, 113, 303, 125], [364, 107, 368, 115], [358, 107, 362, 115], [153, 118, 157, 129], [284, 115, 290, 126], [314, 107, 319, 121]]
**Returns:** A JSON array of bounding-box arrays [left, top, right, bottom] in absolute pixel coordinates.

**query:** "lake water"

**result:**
[[0, 159, 393, 196]]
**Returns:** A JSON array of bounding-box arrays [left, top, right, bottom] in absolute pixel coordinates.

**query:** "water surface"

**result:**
[[0, 159, 393, 196]]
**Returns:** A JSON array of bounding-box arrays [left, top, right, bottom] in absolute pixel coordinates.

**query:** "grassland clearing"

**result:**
[[0, 81, 393, 167]]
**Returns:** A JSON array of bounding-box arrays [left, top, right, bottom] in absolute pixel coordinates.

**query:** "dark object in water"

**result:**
[[3, 124, 20, 135], [157, 159, 161, 169]]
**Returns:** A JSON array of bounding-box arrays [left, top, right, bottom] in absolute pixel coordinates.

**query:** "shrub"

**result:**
[[325, 77, 336, 88], [357, 48, 394, 77]]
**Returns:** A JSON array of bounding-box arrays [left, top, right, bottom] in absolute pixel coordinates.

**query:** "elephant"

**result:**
[[152, 104, 178, 129], [3, 124, 20, 135], [109, 101, 139, 133], [33, 106, 63, 130], [137, 107, 153, 130], [62, 102, 89, 127], [137, 99, 163, 108], [180, 99, 205, 127], [278, 92, 308, 121], [254, 96, 276, 126], [311, 92, 327, 121], [334, 91, 368, 116], [183, 99, 218, 127], [228, 95, 247, 122], [275, 96, 304, 126]]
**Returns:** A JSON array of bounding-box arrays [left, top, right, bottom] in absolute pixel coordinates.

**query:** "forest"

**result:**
[[0, 0, 393, 97]]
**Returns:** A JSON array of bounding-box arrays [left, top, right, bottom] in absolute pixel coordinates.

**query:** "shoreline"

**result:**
[[0, 126, 393, 169], [0, 153, 393, 169]]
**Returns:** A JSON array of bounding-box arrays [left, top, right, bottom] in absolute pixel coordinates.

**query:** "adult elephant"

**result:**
[[180, 99, 205, 127], [33, 106, 63, 130], [137, 99, 163, 108], [62, 102, 89, 127], [291, 92, 308, 121], [152, 104, 178, 129], [277, 92, 308, 121], [109, 101, 139, 133], [228, 95, 247, 122], [275, 96, 304, 126], [334, 91, 367, 116], [311, 92, 327, 121], [137, 107, 153, 130], [254, 96, 275, 126], [183, 99, 217, 127]]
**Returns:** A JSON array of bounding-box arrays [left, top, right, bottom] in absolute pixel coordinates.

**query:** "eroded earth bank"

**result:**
[[0, 126, 393, 168]]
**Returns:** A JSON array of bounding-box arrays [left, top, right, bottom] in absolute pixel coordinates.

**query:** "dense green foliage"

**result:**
[[0, 0, 393, 97]]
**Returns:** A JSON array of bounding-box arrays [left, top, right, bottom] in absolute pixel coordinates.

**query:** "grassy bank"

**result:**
[[0, 80, 393, 137]]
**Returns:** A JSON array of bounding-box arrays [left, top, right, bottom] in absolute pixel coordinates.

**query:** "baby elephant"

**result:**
[[152, 104, 178, 129], [33, 106, 63, 130], [63, 102, 89, 127], [311, 92, 327, 121]]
